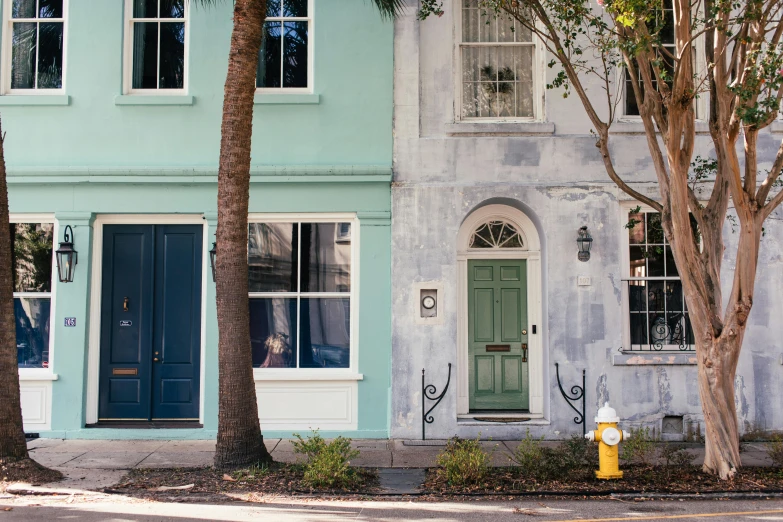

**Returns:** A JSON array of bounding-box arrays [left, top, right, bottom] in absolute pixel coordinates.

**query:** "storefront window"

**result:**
[[10, 222, 54, 368], [248, 221, 352, 368]]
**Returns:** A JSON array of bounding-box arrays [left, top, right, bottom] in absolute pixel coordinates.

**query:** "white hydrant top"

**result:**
[[595, 402, 620, 423]]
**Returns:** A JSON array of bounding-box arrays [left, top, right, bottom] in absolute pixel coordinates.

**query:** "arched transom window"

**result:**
[[469, 220, 524, 249]]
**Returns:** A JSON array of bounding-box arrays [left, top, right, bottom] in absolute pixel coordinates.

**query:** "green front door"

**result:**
[[468, 260, 529, 411]]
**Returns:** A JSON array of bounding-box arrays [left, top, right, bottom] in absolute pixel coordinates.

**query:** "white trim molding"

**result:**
[[456, 204, 544, 417]]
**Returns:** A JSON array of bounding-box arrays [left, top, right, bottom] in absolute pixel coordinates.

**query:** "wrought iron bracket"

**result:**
[[555, 362, 586, 436], [422, 363, 452, 440]]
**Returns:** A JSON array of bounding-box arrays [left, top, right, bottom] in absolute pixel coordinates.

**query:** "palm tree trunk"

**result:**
[[214, 0, 272, 470], [0, 120, 29, 461]]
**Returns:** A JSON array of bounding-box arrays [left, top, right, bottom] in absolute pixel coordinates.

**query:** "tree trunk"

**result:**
[[214, 0, 272, 470], [697, 335, 742, 480], [0, 121, 29, 461]]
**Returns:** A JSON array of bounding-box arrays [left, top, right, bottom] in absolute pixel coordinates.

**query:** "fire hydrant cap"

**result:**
[[595, 402, 620, 423]]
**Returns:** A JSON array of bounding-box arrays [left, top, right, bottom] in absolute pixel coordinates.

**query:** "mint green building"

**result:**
[[8, 0, 392, 439]]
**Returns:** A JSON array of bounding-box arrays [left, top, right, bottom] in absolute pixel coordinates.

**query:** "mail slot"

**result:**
[[112, 368, 138, 376], [486, 345, 511, 352]]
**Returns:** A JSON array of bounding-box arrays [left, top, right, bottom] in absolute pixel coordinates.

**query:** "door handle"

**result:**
[[123, 297, 129, 312], [153, 351, 160, 363], [522, 343, 528, 362]]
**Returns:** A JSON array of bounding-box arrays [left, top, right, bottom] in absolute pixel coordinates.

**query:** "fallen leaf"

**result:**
[[223, 474, 237, 482], [154, 484, 194, 492], [3, 508, 12, 511]]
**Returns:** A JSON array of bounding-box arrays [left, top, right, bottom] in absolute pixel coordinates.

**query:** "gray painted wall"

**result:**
[[391, 1, 783, 441]]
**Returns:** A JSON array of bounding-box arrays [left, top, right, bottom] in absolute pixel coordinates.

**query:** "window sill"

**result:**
[[445, 121, 555, 136], [613, 352, 697, 366], [114, 95, 195, 106], [0, 95, 70, 106], [18, 371, 59, 381], [253, 371, 363, 381], [611, 120, 710, 135], [254, 93, 320, 105]]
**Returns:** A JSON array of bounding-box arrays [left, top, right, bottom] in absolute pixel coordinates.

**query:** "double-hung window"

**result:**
[[248, 219, 354, 370], [257, 0, 311, 91], [623, 208, 695, 351], [459, 0, 538, 120], [126, 0, 187, 92], [10, 220, 55, 368], [3, 0, 65, 93]]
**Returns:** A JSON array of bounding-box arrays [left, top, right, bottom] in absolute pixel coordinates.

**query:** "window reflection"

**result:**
[[248, 223, 297, 292], [11, 223, 53, 293], [10, 0, 64, 90], [300, 298, 350, 369], [249, 298, 296, 368], [15, 297, 50, 368], [130, 0, 186, 90], [301, 223, 351, 293]]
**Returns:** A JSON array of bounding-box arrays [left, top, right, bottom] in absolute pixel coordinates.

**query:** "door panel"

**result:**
[[468, 259, 529, 411], [99, 224, 202, 422], [151, 225, 203, 420], [99, 226, 154, 420], [500, 289, 521, 342], [473, 288, 495, 342]]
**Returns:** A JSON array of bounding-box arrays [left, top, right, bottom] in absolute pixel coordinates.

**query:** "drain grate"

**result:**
[[472, 417, 531, 423]]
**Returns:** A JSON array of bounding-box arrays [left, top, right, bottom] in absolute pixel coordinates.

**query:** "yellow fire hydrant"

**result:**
[[584, 402, 630, 479]]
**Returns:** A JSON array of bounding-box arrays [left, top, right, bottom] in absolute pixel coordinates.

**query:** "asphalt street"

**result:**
[[2, 497, 783, 521]]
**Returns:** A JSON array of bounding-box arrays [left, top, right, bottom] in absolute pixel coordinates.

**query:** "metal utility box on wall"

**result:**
[[413, 282, 444, 325]]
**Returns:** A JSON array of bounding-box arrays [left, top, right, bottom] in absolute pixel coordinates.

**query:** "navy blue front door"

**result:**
[[98, 225, 203, 421]]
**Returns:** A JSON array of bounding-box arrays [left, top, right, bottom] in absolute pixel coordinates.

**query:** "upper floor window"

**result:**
[[623, 0, 674, 117], [10, 221, 55, 368], [247, 219, 353, 369], [459, 1, 538, 120], [257, 0, 310, 91], [3, 0, 65, 92], [125, 0, 187, 92]]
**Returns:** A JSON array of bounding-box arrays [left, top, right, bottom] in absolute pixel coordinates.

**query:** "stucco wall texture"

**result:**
[[391, 2, 783, 440]]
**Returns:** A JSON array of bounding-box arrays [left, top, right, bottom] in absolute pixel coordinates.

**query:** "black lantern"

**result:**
[[577, 226, 592, 262], [55, 225, 78, 283], [209, 242, 217, 282]]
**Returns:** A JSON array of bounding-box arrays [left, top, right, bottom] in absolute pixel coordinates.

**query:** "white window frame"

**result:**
[[123, 0, 189, 95], [618, 1, 707, 120], [11, 213, 58, 378], [453, 2, 545, 123], [248, 213, 359, 380], [256, 0, 314, 94], [1, 0, 67, 95], [619, 202, 695, 352]]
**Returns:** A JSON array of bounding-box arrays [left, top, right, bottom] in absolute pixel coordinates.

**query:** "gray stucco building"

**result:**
[[390, 1, 783, 441]]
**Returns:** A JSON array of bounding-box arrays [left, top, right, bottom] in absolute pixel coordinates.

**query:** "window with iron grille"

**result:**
[[623, 208, 695, 351]]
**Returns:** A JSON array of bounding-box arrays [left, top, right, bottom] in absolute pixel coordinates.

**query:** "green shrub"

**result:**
[[659, 444, 693, 468], [435, 437, 490, 487], [766, 434, 783, 467], [292, 431, 360, 489], [511, 432, 596, 481], [621, 427, 657, 467]]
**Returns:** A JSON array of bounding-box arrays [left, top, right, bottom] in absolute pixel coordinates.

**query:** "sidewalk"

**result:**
[[24, 438, 774, 490]]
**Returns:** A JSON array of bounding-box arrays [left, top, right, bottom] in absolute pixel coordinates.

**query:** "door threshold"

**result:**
[[87, 421, 203, 429]]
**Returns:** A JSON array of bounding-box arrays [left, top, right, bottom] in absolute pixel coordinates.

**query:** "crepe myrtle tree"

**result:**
[[421, 0, 783, 479], [194, 0, 401, 470]]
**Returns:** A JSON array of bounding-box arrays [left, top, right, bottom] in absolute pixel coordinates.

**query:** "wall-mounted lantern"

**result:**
[[209, 242, 217, 282], [55, 225, 78, 283], [577, 226, 593, 262]]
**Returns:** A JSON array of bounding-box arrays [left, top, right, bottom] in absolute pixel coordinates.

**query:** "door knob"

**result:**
[[123, 297, 129, 312], [522, 329, 527, 335], [153, 357, 159, 362]]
